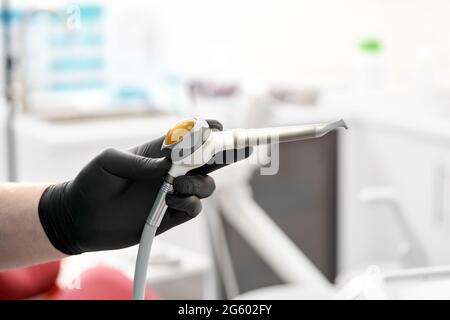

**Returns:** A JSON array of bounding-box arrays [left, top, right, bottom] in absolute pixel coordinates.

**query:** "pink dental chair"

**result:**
[[0, 261, 158, 300]]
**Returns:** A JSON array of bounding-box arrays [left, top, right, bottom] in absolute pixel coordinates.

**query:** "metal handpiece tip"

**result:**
[[336, 119, 348, 130], [316, 119, 348, 137]]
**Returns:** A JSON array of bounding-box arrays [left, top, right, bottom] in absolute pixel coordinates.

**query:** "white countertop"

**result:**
[[14, 114, 181, 146]]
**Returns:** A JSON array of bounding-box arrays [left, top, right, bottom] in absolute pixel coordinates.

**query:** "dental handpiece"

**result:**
[[132, 117, 347, 300], [215, 119, 348, 149]]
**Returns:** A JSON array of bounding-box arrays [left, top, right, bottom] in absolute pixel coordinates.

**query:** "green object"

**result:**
[[359, 38, 382, 53]]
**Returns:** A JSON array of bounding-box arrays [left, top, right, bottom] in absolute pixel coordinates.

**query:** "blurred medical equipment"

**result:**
[[6, 3, 159, 122], [188, 79, 243, 127], [3, 5, 67, 182], [207, 163, 335, 299], [189, 80, 240, 100], [0, 101, 6, 181], [234, 252, 450, 299], [269, 87, 318, 106], [358, 186, 428, 268], [133, 117, 348, 299], [336, 265, 450, 300], [189, 93, 343, 298], [1, 0, 17, 182], [14, 6, 66, 113]]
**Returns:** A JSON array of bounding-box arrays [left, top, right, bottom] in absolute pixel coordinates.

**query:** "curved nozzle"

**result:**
[[314, 119, 348, 138]]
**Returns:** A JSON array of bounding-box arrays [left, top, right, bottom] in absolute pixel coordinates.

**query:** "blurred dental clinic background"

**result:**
[[3, 0, 450, 299]]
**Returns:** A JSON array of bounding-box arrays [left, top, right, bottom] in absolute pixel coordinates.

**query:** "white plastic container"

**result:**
[[352, 38, 384, 97]]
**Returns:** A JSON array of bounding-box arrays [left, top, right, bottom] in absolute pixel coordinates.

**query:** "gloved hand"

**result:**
[[38, 120, 251, 255]]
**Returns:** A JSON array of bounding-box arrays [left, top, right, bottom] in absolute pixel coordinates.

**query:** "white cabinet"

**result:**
[[339, 115, 450, 274]]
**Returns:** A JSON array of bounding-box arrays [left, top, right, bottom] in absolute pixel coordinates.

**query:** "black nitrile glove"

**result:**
[[38, 120, 251, 255]]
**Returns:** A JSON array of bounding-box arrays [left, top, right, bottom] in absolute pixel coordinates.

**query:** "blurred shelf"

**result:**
[[14, 112, 181, 148], [32, 108, 166, 123]]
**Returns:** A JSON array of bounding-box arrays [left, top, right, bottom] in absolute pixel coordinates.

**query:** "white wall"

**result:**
[[106, 0, 450, 89]]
